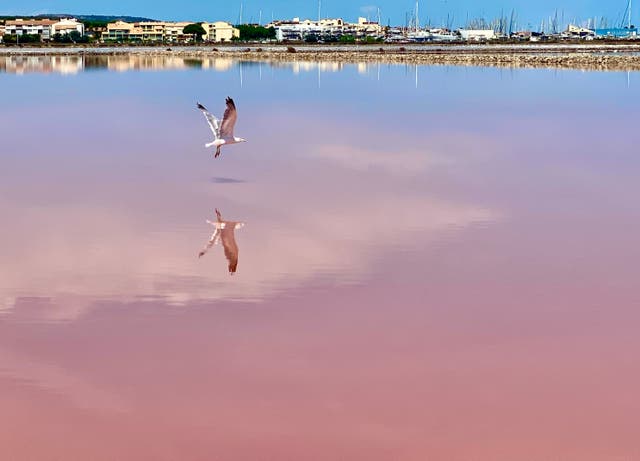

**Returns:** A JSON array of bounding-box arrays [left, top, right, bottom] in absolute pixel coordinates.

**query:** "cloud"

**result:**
[[307, 130, 500, 176], [0, 102, 500, 322], [360, 5, 379, 15], [309, 144, 446, 176], [0, 186, 495, 321]]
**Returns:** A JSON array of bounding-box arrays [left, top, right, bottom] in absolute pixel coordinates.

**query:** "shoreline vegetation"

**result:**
[[2, 43, 640, 71]]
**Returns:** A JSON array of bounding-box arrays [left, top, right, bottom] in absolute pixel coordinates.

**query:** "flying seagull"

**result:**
[[198, 208, 245, 274], [197, 97, 247, 158]]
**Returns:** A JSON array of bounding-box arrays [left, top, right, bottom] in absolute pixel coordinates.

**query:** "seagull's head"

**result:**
[[234, 137, 248, 143]]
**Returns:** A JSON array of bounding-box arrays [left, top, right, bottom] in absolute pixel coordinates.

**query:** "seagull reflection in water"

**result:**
[[198, 209, 245, 274]]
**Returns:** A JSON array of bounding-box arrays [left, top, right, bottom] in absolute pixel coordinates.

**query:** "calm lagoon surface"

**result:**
[[1, 56, 639, 460]]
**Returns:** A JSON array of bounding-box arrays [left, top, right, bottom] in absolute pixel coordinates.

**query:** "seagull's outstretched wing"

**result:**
[[198, 224, 222, 258], [219, 97, 237, 139], [198, 229, 220, 258], [198, 211, 224, 258], [197, 102, 220, 139], [220, 223, 240, 274]]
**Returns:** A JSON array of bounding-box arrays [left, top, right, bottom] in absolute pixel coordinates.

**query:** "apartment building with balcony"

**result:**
[[203, 21, 240, 42], [3, 18, 84, 40], [102, 20, 135, 40], [164, 22, 193, 42], [102, 20, 239, 42], [136, 21, 168, 41], [4, 19, 57, 40]]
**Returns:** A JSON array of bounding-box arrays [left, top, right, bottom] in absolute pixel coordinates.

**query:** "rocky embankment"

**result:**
[[203, 48, 640, 71], [2, 44, 640, 71]]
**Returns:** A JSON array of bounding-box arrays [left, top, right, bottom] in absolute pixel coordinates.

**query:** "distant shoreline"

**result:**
[[3, 43, 640, 71]]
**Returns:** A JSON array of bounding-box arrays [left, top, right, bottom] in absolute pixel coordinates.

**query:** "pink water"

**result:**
[[1, 57, 639, 460]]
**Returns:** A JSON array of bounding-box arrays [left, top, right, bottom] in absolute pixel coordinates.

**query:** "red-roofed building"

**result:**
[[5, 19, 57, 40]]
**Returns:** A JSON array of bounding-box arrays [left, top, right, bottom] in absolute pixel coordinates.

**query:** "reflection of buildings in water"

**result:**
[[0, 55, 84, 75], [0, 55, 351, 76], [198, 209, 245, 274], [291, 61, 342, 74], [203, 58, 234, 71], [0, 55, 239, 74], [105, 55, 189, 72], [92, 55, 235, 72], [53, 56, 84, 75]]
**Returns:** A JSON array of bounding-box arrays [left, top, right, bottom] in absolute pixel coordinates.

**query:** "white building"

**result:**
[[4, 19, 57, 40], [268, 17, 382, 41], [459, 29, 496, 41], [52, 18, 84, 36], [565, 24, 596, 39], [3, 18, 84, 40], [269, 18, 328, 41], [344, 17, 384, 38]]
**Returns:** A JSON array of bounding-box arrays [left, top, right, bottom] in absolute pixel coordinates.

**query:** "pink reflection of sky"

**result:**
[[0, 103, 495, 318], [2, 66, 640, 461], [1, 277, 639, 461]]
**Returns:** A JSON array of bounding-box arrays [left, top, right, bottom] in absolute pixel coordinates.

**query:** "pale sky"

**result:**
[[0, 0, 634, 28]]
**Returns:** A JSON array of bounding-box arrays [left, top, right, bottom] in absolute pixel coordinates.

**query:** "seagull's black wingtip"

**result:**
[[196, 102, 206, 110]]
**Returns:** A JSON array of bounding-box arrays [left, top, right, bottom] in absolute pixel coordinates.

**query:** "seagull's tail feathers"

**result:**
[[205, 141, 216, 148]]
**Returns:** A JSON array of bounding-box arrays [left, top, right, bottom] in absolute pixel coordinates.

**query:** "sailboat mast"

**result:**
[[415, 0, 419, 31]]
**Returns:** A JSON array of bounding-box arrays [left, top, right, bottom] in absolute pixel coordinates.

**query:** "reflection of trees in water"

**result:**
[[84, 55, 109, 69], [238, 61, 262, 68], [183, 58, 203, 68]]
